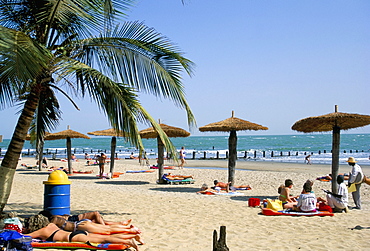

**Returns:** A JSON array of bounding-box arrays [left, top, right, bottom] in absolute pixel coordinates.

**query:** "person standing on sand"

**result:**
[[347, 157, 364, 209], [179, 146, 186, 169], [97, 153, 107, 178]]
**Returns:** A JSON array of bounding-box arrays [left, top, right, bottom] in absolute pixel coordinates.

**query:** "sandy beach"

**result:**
[[3, 157, 370, 250]]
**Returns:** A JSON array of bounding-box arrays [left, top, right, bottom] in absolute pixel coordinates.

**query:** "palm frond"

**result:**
[[66, 21, 196, 127], [0, 26, 51, 108]]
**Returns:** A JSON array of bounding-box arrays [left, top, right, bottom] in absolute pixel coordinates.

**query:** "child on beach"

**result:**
[[278, 179, 298, 209], [294, 182, 317, 212]]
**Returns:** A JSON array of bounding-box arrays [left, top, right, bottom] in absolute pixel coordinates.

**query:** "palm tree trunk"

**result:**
[[109, 136, 116, 174], [0, 91, 40, 213], [228, 130, 237, 186], [37, 140, 45, 171]]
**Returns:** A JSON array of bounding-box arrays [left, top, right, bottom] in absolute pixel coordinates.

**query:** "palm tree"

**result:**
[[0, 0, 195, 213]]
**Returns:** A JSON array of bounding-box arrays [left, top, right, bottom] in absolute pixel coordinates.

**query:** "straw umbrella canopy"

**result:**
[[199, 111, 268, 185], [139, 122, 190, 184], [292, 105, 370, 192], [87, 128, 126, 174], [46, 126, 90, 174]]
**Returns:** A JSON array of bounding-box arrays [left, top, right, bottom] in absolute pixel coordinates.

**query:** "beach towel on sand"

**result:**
[[261, 208, 334, 217], [31, 241, 130, 251]]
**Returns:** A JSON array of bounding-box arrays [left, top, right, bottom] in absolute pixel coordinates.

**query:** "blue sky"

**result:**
[[1, 0, 369, 139]]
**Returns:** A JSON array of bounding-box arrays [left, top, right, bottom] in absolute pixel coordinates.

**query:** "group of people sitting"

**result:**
[[18, 210, 143, 251], [197, 180, 251, 194], [278, 176, 348, 213]]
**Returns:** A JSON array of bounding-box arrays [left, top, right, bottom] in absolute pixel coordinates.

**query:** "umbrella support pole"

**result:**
[[67, 137, 72, 174], [228, 131, 237, 186], [109, 137, 116, 174], [331, 126, 340, 192], [157, 137, 165, 184]]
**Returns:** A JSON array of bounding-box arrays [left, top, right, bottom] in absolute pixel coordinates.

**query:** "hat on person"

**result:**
[[346, 157, 357, 163]]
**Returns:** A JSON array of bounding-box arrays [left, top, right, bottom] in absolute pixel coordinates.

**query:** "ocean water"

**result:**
[[0, 133, 369, 165]]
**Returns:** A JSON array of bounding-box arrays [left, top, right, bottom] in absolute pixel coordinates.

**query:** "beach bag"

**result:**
[[248, 198, 261, 207], [318, 203, 333, 213], [0, 230, 33, 251], [266, 199, 283, 211]]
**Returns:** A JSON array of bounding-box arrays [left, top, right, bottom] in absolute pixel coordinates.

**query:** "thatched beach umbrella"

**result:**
[[46, 126, 90, 174], [292, 105, 370, 192], [140, 122, 190, 184], [199, 111, 268, 185], [87, 128, 126, 175]]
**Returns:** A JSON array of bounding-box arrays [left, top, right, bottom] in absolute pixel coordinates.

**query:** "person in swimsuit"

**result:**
[[23, 215, 141, 250], [213, 180, 251, 191], [39, 210, 132, 226], [179, 147, 186, 169], [97, 153, 107, 177], [278, 179, 298, 209], [197, 183, 232, 194], [164, 173, 193, 180], [50, 216, 142, 236]]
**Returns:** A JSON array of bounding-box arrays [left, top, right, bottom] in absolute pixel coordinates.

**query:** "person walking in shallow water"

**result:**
[[179, 146, 186, 169], [305, 154, 311, 165]]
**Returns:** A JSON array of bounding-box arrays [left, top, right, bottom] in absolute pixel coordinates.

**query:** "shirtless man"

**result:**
[[278, 179, 298, 209], [213, 180, 251, 190]]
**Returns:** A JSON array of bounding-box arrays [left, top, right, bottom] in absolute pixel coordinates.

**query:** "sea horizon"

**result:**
[[0, 133, 369, 166]]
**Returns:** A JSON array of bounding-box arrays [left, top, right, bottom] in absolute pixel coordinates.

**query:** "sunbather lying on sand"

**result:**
[[48, 166, 69, 173], [39, 210, 132, 226], [316, 173, 349, 181], [50, 216, 142, 237], [197, 183, 232, 194], [23, 215, 140, 251], [213, 180, 251, 190]]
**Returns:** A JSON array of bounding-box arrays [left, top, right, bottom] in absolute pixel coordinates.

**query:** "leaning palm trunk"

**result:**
[[0, 91, 40, 212]]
